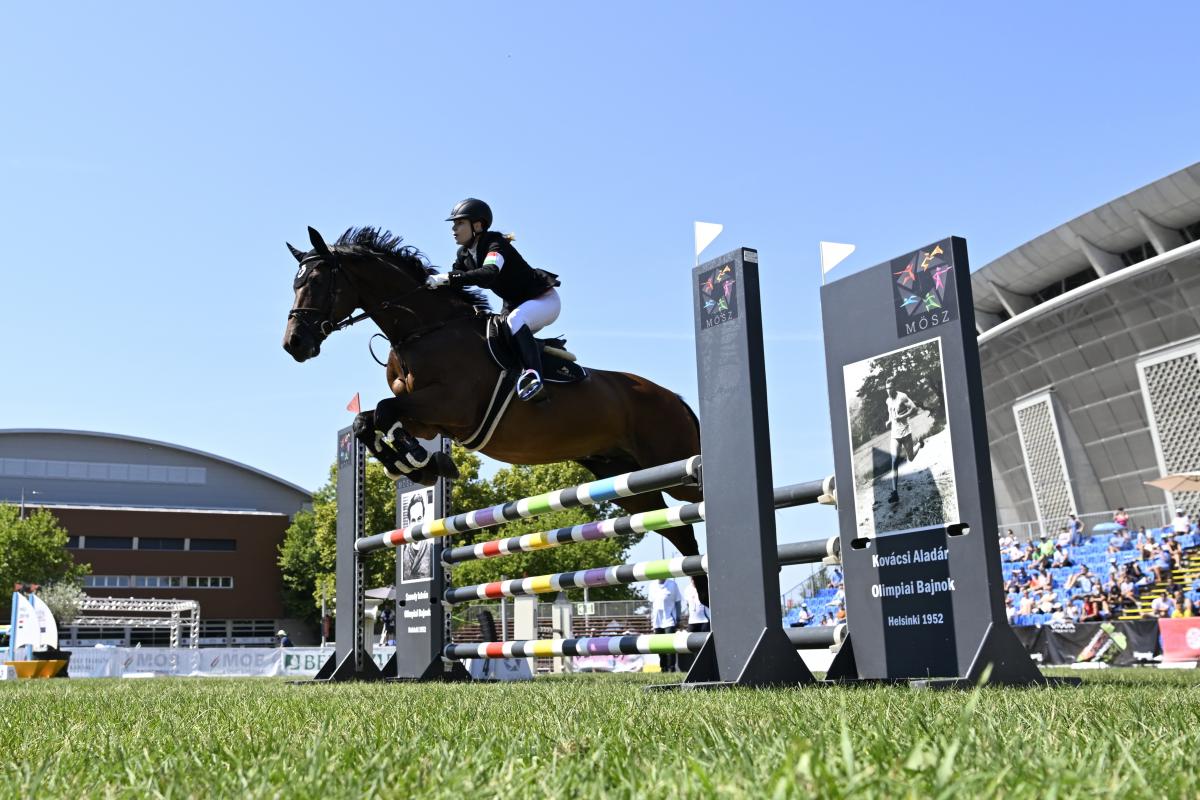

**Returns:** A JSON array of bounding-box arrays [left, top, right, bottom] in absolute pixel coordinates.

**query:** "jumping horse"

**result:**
[[282, 226, 706, 591]]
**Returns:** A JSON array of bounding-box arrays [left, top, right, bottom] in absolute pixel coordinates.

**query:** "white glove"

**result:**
[[425, 273, 451, 289]]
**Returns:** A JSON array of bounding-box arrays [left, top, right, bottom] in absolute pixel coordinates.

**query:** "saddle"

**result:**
[[459, 317, 589, 452], [484, 316, 588, 385]]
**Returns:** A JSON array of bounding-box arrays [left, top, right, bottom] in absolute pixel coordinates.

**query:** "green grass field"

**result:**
[[3, 669, 1199, 799]]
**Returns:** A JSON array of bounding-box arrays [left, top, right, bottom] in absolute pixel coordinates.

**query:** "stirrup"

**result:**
[[516, 369, 544, 401]]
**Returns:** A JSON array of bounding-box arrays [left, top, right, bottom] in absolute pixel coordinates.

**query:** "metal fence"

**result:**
[[999, 504, 1170, 543], [535, 599, 649, 620]]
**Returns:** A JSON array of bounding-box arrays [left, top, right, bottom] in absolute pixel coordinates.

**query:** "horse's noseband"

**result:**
[[287, 307, 336, 339]]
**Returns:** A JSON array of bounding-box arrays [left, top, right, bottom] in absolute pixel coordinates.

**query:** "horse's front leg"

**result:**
[[367, 399, 460, 484], [350, 409, 443, 486], [351, 409, 413, 479]]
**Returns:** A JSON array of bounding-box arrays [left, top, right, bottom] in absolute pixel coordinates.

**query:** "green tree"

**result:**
[[277, 446, 644, 621], [445, 460, 639, 607], [0, 505, 90, 618], [37, 581, 87, 627]]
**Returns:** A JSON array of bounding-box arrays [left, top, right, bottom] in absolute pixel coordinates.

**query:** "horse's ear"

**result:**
[[308, 226, 333, 258], [286, 242, 305, 263]]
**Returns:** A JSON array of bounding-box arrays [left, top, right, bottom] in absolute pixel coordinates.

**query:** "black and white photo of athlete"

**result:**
[[885, 376, 923, 504], [400, 490, 433, 583], [843, 339, 958, 537]]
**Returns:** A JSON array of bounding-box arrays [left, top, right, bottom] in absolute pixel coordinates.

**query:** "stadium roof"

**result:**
[[0, 428, 311, 497], [972, 162, 1200, 330]]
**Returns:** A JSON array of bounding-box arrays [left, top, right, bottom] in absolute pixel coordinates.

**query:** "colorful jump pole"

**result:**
[[444, 555, 709, 604], [354, 456, 701, 553], [444, 625, 846, 661], [441, 503, 705, 565], [439, 482, 833, 567]]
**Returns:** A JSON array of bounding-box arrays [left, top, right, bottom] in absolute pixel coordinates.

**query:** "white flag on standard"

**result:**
[[694, 221, 724, 262], [819, 241, 856, 276]]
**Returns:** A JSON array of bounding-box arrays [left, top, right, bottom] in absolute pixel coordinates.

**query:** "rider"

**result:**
[[426, 198, 560, 401]]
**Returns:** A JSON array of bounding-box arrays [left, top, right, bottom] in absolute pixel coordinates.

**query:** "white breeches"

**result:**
[[506, 288, 561, 334]]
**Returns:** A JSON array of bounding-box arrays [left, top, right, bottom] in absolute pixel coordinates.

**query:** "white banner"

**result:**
[[64, 646, 398, 679], [64, 648, 123, 678], [31, 594, 58, 650], [11, 592, 38, 655]]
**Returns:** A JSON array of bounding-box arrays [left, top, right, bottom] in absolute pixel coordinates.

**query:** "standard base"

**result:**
[[672, 626, 818, 688], [295, 650, 385, 684], [387, 658, 471, 683], [911, 675, 1082, 690]]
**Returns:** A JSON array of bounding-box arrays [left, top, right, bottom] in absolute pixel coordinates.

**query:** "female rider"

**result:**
[[426, 198, 560, 401]]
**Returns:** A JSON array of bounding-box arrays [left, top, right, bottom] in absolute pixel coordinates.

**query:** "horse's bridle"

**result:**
[[287, 251, 467, 352]]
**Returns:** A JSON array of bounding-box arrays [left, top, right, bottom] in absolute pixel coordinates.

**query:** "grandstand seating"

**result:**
[[782, 527, 1199, 629]]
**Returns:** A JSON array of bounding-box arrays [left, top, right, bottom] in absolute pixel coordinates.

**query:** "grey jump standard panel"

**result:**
[[820, 237, 1056, 688]]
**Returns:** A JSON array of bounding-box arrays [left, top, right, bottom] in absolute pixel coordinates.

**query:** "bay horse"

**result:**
[[282, 226, 706, 592]]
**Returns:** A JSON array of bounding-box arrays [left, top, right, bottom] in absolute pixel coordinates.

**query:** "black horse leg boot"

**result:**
[[513, 326, 546, 402]]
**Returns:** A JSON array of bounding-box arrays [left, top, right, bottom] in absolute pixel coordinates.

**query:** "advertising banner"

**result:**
[[63, 647, 398, 678], [1159, 618, 1200, 662], [1016, 621, 1160, 666]]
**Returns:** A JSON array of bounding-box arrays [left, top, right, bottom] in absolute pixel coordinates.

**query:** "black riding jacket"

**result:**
[[448, 231, 559, 310]]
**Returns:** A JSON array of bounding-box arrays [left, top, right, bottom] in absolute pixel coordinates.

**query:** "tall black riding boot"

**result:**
[[512, 325, 545, 402]]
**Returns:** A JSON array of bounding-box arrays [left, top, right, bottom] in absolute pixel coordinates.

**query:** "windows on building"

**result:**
[[189, 538, 236, 551], [72, 536, 234, 551], [85, 536, 134, 549], [185, 576, 234, 589], [83, 575, 132, 588], [133, 576, 183, 588], [0, 456, 206, 485], [84, 575, 233, 589], [139, 537, 186, 550]]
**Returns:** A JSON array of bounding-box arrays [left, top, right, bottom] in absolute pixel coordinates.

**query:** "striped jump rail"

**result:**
[[447, 521, 839, 572], [444, 624, 846, 660], [442, 502, 705, 565], [439, 477, 833, 567], [443, 555, 708, 604], [355, 456, 701, 554]]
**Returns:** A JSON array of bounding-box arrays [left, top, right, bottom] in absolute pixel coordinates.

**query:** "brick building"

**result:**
[[0, 429, 311, 646]]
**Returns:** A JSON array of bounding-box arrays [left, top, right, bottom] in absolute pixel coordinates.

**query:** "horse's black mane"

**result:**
[[333, 226, 490, 312]]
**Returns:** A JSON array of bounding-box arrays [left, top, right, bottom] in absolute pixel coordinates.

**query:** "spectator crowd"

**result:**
[[782, 507, 1199, 628]]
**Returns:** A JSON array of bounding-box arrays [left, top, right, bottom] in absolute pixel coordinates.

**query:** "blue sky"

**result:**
[[3, 3, 1198, 588]]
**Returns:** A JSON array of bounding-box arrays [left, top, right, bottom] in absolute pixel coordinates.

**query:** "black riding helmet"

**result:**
[[446, 198, 493, 230]]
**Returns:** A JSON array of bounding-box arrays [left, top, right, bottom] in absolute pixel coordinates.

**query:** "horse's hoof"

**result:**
[[351, 411, 374, 436], [431, 452, 460, 480]]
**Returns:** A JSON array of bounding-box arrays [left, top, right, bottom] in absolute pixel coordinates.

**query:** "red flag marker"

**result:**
[[346, 393, 361, 414]]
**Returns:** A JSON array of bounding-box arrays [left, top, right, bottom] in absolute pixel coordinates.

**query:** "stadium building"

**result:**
[[0, 429, 311, 646], [974, 162, 1200, 535]]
